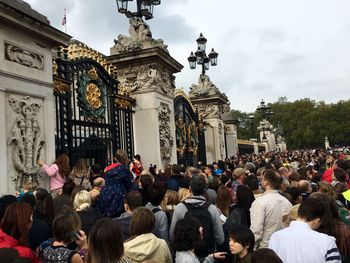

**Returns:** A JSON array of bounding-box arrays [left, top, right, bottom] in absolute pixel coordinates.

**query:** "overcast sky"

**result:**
[[26, 0, 350, 112]]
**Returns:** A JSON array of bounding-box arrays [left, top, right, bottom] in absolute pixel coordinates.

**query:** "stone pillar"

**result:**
[[253, 142, 259, 154], [223, 113, 238, 158], [107, 17, 183, 169], [325, 136, 330, 149], [258, 120, 277, 152], [0, 1, 71, 194], [189, 74, 230, 164]]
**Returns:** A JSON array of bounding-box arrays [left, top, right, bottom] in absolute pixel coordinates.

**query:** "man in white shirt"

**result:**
[[269, 198, 341, 263], [250, 169, 292, 248]]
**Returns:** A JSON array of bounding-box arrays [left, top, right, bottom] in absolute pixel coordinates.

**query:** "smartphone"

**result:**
[[72, 230, 82, 240]]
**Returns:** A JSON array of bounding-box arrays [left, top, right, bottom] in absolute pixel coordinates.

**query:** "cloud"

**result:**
[[24, 0, 350, 113]]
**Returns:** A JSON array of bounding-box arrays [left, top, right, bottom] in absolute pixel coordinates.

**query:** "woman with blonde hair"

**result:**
[[178, 188, 191, 202], [73, 190, 100, 235], [161, 190, 179, 211], [124, 207, 172, 263]]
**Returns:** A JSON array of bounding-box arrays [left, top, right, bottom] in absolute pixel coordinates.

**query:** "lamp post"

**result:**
[[248, 114, 255, 140], [187, 33, 218, 75], [115, 0, 161, 20], [257, 99, 273, 121], [257, 100, 273, 143]]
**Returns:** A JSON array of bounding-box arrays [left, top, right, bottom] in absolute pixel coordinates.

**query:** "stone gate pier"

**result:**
[[107, 17, 183, 169], [0, 0, 70, 194]]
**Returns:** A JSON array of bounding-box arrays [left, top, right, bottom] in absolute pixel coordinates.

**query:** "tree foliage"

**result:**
[[231, 97, 350, 149]]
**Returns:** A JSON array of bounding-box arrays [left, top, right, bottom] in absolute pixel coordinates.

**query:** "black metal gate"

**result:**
[[53, 56, 134, 168], [174, 93, 206, 167]]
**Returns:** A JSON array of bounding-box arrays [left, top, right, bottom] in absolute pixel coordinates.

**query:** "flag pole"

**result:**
[[64, 8, 67, 33]]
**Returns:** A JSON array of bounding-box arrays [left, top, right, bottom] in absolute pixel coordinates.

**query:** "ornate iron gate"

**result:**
[[174, 91, 206, 167], [53, 55, 134, 168]]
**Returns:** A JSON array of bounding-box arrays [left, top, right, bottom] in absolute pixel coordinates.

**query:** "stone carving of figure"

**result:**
[[129, 17, 152, 41], [204, 104, 220, 119], [218, 123, 225, 159], [8, 96, 45, 190], [189, 74, 221, 98], [112, 17, 168, 54]]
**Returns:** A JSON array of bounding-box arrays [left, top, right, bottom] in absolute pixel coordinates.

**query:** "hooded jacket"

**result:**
[[124, 233, 172, 263], [169, 195, 224, 245], [0, 229, 39, 263]]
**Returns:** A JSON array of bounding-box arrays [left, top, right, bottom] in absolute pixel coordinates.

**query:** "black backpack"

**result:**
[[183, 201, 215, 259]]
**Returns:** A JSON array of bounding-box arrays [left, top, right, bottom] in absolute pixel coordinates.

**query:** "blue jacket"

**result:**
[[97, 164, 133, 217]]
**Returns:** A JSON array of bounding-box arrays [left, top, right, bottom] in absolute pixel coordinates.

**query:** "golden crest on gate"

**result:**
[[86, 83, 102, 109]]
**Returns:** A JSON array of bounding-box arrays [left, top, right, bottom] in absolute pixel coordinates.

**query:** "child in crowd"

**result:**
[[16, 182, 35, 198], [38, 154, 70, 198], [89, 177, 105, 204]]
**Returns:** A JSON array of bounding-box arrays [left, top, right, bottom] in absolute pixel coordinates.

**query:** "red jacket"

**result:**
[[0, 229, 39, 263]]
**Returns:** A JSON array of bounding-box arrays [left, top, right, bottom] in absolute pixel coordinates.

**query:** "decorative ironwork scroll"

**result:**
[[8, 96, 45, 190], [174, 90, 206, 166]]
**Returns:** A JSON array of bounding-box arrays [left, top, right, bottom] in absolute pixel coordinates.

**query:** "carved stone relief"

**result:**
[[8, 96, 45, 191], [112, 17, 168, 55], [189, 74, 221, 98], [158, 103, 174, 167], [218, 122, 225, 159], [5, 43, 44, 70], [115, 63, 174, 96]]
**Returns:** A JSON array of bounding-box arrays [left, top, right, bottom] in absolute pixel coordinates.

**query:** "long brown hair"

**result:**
[[309, 192, 350, 255], [71, 158, 89, 178], [1, 202, 33, 245], [87, 218, 124, 263], [216, 186, 231, 216], [54, 154, 71, 179], [130, 207, 155, 237]]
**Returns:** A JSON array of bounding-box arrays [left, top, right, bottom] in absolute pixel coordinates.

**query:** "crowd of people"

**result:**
[[0, 148, 350, 263]]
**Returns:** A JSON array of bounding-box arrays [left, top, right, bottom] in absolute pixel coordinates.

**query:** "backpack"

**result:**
[[183, 201, 215, 259]]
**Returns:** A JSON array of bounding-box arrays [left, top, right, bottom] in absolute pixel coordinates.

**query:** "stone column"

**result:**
[[189, 74, 230, 164], [325, 136, 330, 149], [223, 113, 238, 158], [0, 1, 71, 194], [107, 18, 183, 169], [258, 120, 277, 152]]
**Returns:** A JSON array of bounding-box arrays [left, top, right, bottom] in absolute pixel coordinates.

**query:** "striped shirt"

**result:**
[[269, 221, 341, 263]]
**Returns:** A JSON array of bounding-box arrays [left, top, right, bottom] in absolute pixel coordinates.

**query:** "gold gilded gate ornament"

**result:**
[[86, 83, 102, 109]]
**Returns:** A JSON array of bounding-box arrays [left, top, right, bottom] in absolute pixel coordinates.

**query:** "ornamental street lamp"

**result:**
[[257, 100, 273, 143], [248, 114, 255, 139], [257, 99, 273, 120], [187, 33, 218, 75], [116, 0, 161, 20]]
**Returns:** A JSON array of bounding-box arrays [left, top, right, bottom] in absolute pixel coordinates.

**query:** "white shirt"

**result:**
[[250, 190, 292, 248], [269, 221, 341, 263]]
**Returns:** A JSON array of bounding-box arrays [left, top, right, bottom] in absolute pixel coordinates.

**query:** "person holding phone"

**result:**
[[173, 216, 227, 263], [38, 206, 87, 263]]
